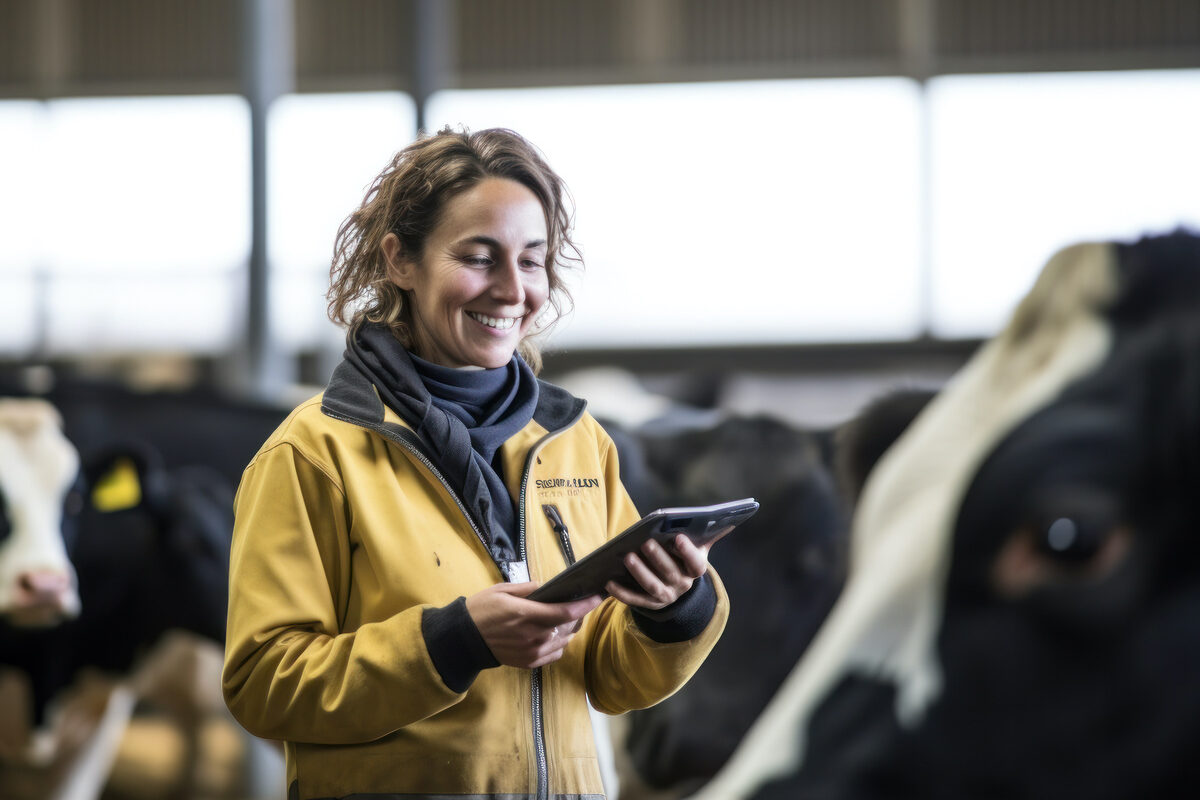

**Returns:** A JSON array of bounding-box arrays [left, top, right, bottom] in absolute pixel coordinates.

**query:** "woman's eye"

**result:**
[[521, 259, 544, 270], [463, 255, 492, 267]]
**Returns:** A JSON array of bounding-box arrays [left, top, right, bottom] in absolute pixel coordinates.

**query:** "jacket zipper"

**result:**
[[518, 410, 585, 800]]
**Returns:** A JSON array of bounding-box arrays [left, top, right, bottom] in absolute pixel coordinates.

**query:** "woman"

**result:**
[[222, 127, 729, 800]]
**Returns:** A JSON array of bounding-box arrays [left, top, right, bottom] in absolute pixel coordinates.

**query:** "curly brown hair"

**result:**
[[327, 126, 581, 373]]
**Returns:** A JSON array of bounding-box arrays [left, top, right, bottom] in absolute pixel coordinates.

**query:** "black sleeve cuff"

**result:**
[[631, 573, 718, 643], [421, 596, 500, 693]]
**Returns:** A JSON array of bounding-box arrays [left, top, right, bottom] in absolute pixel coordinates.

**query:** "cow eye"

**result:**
[[61, 474, 87, 555], [991, 495, 1131, 598], [63, 486, 85, 517], [1033, 516, 1108, 564]]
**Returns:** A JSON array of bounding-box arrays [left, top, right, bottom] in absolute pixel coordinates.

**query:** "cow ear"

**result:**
[[83, 441, 168, 513], [833, 387, 937, 505], [90, 455, 142, 512]]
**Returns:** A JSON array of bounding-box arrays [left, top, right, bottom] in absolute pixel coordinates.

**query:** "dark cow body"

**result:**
[[600, 415, 848, 796], [693, 229, 1200, 800]]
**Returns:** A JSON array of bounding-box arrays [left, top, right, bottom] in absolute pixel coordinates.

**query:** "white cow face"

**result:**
[[0, 399, 83, 626]]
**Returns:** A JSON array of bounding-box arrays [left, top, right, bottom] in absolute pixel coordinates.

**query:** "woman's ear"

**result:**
[[382, 232, 416, 290]]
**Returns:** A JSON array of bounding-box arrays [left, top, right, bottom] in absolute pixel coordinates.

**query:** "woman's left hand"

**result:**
[[604, 533, 712, 611]]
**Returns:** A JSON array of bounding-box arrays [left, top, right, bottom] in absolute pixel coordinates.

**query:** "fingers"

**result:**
[[669, 533, 712, 577], [505, 616, 583, 669], [488, 580, 540, 598], [625, 549, 680, 605], [606, 535, 710, 610], [490, 582, 602, 622], [527, 628, 574, 668], [466, 583, 602, 669], [556, 592, 604, 620], [637, 536, 707, 583], [531, 594, 600, 638]]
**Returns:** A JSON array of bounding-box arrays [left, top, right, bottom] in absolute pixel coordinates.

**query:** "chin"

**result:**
[[478, 339, 523, 368], [469, 350, 517, 369]]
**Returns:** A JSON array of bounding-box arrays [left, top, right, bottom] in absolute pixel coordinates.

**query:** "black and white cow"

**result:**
[[0, 390, 254, 798], [689, 229, 1200, 800]]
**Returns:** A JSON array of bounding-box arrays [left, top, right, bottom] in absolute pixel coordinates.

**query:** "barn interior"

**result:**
[[1, 2, 1199, 799]]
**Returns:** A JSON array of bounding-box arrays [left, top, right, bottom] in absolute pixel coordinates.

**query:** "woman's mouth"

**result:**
[[467, 311, 520, 331]]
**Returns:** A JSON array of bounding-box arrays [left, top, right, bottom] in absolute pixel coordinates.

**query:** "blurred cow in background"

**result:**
[[557, 372, 855, 799], [690, 229, 1200, 800], [611, 414, 848, 799], [0, 385, 282, 799]]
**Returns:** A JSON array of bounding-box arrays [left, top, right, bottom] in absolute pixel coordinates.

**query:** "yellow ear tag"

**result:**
[[91, 457, 142, 512]]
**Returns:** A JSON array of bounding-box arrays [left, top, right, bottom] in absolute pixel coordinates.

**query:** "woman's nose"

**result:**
[[492, 259, 526, 303]]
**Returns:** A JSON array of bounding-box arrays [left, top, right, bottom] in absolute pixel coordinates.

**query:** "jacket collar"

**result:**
[[321, 351, 587, 436]]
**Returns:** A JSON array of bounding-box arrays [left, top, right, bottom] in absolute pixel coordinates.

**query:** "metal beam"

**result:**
[[410, 0, 454, 134], [239, 0, 295, 400], [900, 0, 936, 338]]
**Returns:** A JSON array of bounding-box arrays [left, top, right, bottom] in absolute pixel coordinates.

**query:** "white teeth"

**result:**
[[468, 312, 519, 330]]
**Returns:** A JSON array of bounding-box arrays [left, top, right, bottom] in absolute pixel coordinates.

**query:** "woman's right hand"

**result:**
[[465, 583, 601, 669]]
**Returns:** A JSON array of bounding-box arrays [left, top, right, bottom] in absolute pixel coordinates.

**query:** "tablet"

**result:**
[[528, 497, 759, 603]]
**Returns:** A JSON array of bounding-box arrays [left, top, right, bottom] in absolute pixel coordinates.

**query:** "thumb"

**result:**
[[487, 581, 539, 598]]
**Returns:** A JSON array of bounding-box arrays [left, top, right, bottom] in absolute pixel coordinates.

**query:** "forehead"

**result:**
[[432, 177, 548, 242], [957, 233, 1200, 532], [959, 288, 1200, 538], [952, 390, 1134, 555]]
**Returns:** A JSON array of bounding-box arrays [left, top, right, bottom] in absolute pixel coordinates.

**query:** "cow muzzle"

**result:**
[[4, 569, 81, 627]]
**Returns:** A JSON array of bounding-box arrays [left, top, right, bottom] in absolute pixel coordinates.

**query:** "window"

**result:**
[[428, 78, 925, 348], [267, 92, 416, 350], [928, 69, 1200, 337], [1, 95, 251, 354]]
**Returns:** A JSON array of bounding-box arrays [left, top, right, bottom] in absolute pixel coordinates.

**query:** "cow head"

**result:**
[[0, 400, 83, 627], [692, 229, 1200, 800]]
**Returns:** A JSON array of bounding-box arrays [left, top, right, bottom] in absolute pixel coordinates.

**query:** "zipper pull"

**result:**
[[543, 503, 567, 534], [542, 504, 576, 566]]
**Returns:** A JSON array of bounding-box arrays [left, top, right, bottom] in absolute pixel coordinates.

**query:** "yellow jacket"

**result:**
[[222, 363, 728, 799]]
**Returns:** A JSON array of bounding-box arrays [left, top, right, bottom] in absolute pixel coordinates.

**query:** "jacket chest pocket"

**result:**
[[534, 493, 608, 578]]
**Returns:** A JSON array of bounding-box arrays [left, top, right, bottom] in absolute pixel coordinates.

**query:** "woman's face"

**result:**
[[387, 177, 550, 369]]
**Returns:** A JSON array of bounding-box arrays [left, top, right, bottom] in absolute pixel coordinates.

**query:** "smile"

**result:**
[[467, 311, 520, 331]]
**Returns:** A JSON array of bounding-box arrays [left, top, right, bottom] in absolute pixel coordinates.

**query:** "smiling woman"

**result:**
[[221, 126, 731, 800]]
